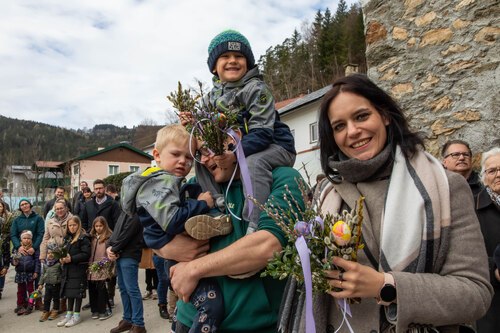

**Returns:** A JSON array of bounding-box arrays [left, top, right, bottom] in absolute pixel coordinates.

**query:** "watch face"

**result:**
[[380, 284, 397, 302]]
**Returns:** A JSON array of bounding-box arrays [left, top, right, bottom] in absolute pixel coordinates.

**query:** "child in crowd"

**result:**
[[121, 124, 227, 332], [38, 245, 62, 321], [57, 216, 90, 328], [88, 216, 113, 320], [12, 230, 40, 315], [181, 29, 296, 237]]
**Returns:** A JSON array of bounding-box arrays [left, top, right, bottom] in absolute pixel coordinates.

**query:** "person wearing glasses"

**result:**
[[475, 147, 500, 333], [442, 139, 484, 196]]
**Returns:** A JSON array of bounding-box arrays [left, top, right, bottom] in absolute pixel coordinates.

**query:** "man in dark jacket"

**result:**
[[43, 186, 72, 218], [81, 179, 121, 309], [81, 179, 121, 232], [442, 139, 484, 196], [107, 212, 146, 333]]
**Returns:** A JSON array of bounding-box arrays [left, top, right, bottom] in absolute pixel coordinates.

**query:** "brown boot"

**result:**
[[39, 311, 50, 322], [110, 319, 133, 333], [59, 298, 67, 314], [48, 309, 59, 320], [129, 325, 147, 333]]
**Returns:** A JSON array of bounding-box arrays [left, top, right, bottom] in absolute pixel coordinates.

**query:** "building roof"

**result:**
[[35, 161, 63, 169], [70, 142, 152, 161], [278, 85, 331, 115]]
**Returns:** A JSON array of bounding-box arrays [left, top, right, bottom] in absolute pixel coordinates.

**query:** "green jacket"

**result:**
[[39, 261, 62, 285], [177, 167, 305, 333], [10, 211, 45, 250]]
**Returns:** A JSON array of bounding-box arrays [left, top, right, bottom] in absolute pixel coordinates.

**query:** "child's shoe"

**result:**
[[57, 313, 72, 327], [39, 311, 50, 321], [16, 307, 26, 315], [184, 214, 232, 240], [99, 309, 113, 321], [24, 306, 33, 315], [65, 315, 82, 327], [48, 309, 59, 320]]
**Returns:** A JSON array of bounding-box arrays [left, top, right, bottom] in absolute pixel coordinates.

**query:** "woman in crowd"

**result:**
[[286, 74, 492, 332], [475, 147, 500, 333], [74, 187, 93, 219], [40, 198, 73, 314], [0, 201, 13, 299]]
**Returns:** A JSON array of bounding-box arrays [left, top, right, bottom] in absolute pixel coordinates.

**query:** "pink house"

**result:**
[[63, 142, 152, 196]]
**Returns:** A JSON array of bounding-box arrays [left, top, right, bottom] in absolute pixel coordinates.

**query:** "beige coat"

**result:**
[[303, 171, 492, 333], [39, 213, 73, 260]]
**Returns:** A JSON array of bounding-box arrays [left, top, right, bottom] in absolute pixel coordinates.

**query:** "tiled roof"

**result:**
[[278, 85, 331, 115]]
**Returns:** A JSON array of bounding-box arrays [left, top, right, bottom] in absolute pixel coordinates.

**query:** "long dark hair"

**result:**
[[318, 74, 424, 177]]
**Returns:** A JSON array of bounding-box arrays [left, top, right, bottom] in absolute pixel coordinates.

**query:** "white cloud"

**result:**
[[0, 0, 357, 129]]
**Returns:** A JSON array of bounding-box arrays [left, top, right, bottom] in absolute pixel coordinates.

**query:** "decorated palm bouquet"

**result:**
[[89, 257, 114, 280], [50, 241, 69, 260], [167, 81, 240, 156], [259, 179, 365, 294]]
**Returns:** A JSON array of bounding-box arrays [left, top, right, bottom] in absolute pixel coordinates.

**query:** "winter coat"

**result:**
[[0, 212, 13, 269], [475, 188, 500, 332], [61, 234, 91, 299], [39, 213, 73, 260], [88, 236, 113, 281], [121, 167, 209, 249], [10, 211, 45, 250], [39, 261, 62, 285], [107, 212, 143, 262], [43, 197, 72, 218], [12, 248, 40, 274], [208, 66, 295, 157], [81, 195, 121, 231]]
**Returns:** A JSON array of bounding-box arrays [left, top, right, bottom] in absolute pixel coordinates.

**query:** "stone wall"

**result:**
[[360, 0, 499, 159]]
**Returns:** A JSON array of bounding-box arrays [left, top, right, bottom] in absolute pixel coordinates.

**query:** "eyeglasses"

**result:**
[[444, 152, 471, 159], [485, 167, 500, 177], [194, 146, 214, 160]]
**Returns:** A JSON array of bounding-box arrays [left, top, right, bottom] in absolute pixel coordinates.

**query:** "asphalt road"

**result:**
[[0, 268, 172, 333]]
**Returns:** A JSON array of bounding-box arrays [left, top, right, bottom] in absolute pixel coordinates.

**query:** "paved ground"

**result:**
[[0, 268, 172, 332]]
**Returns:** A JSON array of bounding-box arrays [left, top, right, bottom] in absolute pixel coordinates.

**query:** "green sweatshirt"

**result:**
[[177, 167, 305, 333]]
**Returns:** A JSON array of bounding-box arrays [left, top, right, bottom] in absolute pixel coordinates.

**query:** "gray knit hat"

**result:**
[[207, 29, 255, 74]]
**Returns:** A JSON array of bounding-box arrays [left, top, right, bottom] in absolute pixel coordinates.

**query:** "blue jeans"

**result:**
[[0, 276, 5, 291], [153, 254, 168, 305], [116, 257, 144, 327]]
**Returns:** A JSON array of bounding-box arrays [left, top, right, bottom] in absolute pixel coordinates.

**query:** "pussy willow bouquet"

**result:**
[[50, 240, 69, 260], [167, 81, 240, 156], [259, 178, 365, 294], [89, 257, 114, 279]]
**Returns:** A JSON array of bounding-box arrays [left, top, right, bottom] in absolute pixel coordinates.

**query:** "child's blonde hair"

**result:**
[[90, 216, 112, 243], [67, 216, 85, 244], [155, 124, 190, 153]]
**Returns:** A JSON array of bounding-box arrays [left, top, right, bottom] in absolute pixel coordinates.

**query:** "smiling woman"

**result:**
[[285, 74, 494, 333]]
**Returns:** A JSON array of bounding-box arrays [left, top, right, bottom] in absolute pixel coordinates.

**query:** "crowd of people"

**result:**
[[0, 29, 498, 333]]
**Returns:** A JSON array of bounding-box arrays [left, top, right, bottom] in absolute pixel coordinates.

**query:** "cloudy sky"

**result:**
[[0, 0, 356, 130]]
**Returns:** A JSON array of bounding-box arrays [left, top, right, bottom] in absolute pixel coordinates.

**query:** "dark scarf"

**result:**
[[327, 144, 393, 183]]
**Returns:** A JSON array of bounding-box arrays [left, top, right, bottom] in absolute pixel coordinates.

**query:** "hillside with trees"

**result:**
[[0, 115, 161, 187], [259, 0, 365, 101]]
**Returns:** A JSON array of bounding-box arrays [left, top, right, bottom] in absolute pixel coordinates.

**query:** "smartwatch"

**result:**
[[376, 272, 397, 306]]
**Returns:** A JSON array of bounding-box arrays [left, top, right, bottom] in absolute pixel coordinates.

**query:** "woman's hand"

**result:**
[[325, 256, 385, 299], [60, 254, 72, 264], [32, 272, 38, 280]]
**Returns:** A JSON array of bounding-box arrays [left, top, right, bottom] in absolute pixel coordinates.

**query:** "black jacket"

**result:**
[[467, 171, 484, 197], [61, 234, 91, 299], [81, 195, 121, 231], [43, 198, 72, 218], [475, 188, 500, 332], [107, 212, 144, 262]]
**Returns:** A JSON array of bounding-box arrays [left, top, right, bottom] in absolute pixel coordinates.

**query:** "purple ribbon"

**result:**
[[227, 129, 253, 218], [295, 236, 316, 333]]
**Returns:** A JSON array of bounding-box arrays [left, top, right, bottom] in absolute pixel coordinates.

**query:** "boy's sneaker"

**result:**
[[184, 214, 232, 240], [99, 310, 113, 321], [91, 312, 100, 319], [65, 315, 82, 327], [39, 311, 50, 322], [142, 290, 153, 300], [48, 310, 59, 320]]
